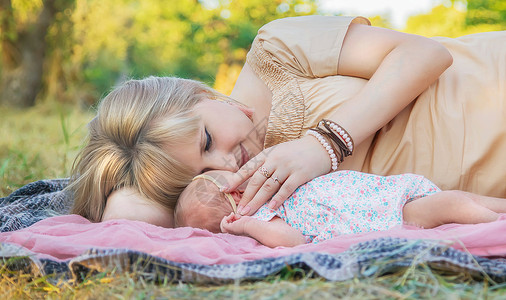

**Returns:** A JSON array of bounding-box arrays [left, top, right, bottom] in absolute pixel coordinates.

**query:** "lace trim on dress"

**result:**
[[246, 36, 305, 149]]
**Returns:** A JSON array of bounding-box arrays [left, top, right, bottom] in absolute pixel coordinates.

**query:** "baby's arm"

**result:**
[[403, 190, 499, 228], [220, 213, 306, 247]]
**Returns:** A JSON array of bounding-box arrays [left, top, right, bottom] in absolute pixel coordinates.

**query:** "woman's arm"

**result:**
[[220, 213, 306, 247], [333, 23, 453, 143], [226, 23, 453, 216], [102, 187, 174, 228]]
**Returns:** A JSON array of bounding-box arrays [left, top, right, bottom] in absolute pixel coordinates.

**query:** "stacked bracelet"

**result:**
[[307, 129, 339, 171], [319, 119, 354, 154], [305, 120, 354, 173]]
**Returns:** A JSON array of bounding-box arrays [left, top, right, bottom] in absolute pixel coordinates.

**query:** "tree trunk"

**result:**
[[0, 0, 55, 107]]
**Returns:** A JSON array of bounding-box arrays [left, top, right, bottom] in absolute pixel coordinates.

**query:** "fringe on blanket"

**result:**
[[2, 179, 506, 284], [2, 237, 506, 284]]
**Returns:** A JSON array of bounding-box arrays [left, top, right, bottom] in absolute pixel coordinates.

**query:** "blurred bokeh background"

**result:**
[[0, 0, 504, 193], [0, 0, 504, 108]]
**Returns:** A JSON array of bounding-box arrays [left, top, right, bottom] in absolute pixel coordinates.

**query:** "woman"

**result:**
[[69, 16, 506, 227]]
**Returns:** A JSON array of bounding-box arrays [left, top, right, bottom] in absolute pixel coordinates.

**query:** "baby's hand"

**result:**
[[220, 213, 251, 236]]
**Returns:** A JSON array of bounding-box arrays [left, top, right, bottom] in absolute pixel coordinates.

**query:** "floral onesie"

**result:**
[[252, 170, 440, 243]]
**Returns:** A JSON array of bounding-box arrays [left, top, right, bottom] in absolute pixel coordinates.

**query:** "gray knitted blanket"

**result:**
[[0, 179, 72, 232], [1, 179, 506, 283]]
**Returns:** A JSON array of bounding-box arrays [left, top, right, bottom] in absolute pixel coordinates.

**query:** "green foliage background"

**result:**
[[41, 0, 318, 104], [1, 0, 505, 106]]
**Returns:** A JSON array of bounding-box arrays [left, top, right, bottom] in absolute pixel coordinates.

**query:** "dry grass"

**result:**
[[1, 105, 506, 299], [1, 264, 506, 299]]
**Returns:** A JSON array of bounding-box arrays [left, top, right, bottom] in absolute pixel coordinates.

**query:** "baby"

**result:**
[[174, 170, 505, 247]]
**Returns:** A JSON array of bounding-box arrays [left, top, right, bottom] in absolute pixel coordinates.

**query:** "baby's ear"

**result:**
[[236, 180, 248, 193], [230, 191, 242, 204]]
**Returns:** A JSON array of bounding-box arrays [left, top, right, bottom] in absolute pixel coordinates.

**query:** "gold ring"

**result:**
[[259, 166, 271, 178], [272, 177, 280, 184]]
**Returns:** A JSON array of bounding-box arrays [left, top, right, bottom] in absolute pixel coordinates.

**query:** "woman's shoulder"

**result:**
[[246, 15, 371, 80], [257, 15, 370, 34], [253, 15, 370, 50]]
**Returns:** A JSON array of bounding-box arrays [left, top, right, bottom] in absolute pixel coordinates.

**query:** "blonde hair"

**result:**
[[68, 76, 225, 222], [174, 177, 234, 233]]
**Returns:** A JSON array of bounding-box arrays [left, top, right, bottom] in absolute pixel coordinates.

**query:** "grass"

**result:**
[[0, 103, 94, 197], [2, 263, 506, 299], [1, 104, 506, 299]]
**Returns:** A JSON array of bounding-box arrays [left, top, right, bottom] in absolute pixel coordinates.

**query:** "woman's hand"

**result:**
[[221, 135, 331, 215]]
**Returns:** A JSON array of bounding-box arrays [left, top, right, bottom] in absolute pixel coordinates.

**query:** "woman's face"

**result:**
[[168, 99, 263, 175]]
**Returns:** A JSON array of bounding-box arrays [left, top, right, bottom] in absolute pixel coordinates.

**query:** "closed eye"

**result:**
[[204, 128, 212, 151]]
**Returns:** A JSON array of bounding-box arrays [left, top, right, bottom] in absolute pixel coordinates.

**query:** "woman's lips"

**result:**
[[240, 144, 250, 168]]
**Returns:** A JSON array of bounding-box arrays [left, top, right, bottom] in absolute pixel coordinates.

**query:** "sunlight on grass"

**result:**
[[0, 104, 94, 197], [1, 264, 506, 299]]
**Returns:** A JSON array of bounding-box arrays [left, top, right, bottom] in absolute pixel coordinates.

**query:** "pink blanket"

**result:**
[[1, 214, 506, 264]]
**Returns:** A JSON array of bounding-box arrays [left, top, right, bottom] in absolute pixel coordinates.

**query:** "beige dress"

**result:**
[[246, 16, 506, 197]]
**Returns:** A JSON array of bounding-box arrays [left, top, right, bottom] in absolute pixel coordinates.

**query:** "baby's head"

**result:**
[[174, 170, 242, 233]]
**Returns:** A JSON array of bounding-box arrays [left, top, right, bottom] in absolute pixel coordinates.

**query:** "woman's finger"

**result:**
[[238, 168, 288, 215], [236, 165, 273, 214], [220, 151, 267, 192], [268, 175, 303, 210]]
